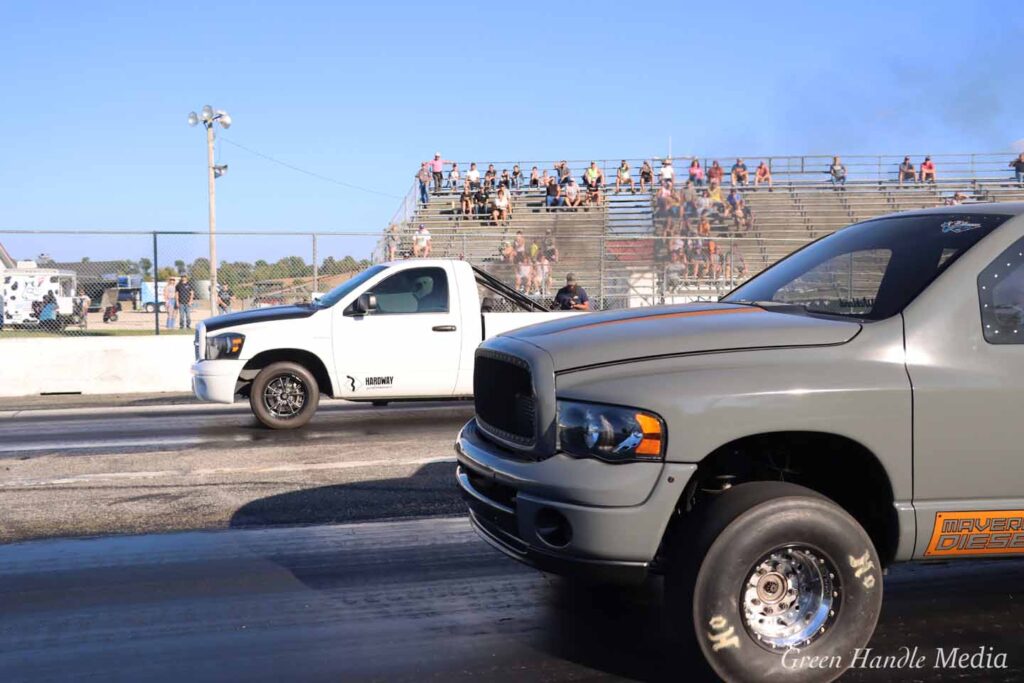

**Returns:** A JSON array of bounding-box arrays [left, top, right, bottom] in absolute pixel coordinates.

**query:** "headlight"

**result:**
[[205, 332, 245, 360], [556, 400, 665, 463]]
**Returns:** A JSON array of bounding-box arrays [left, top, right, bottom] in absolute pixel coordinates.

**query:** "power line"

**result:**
[[220, 137, 402, 199]]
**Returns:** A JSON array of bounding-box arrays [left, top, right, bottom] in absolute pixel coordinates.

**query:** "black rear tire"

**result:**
[[666, 482, 883, 683], [249, 361, 319, 430]]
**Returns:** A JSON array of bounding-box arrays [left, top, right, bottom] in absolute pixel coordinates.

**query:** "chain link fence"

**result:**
[[1, 228, 782, 337], [0, 231, 377, 337]]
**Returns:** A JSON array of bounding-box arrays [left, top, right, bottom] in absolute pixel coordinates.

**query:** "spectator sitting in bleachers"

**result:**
[[584, 162, 603, 205], [473, 186, 489, 216], [698, 214, 712, 237], [413, 224, 432, 257], [707, 183, 727, 217], [492, 187, 511, 222], [1010, 153, 1024, 185], [484, 164, 497, 189], [466, 163, 481, 190], [530, 166, 540, 188], [944, 191, 968, 206], [564, 177, 583, 209], [459, 184, 473, 215], [557, 161, 572, 186], [898, 156, 916, 185], [499, 168, 512, 189], [615, 160, 635, 193], [540, 168, 552, 187], [727, 188, 741, 215], [545, 177, 564, 208], [694, 188, 711, 217], [730, 158, 749, 186], [447, 163, 460, 190], [639, 160, 654, 193], [655, 182, 674, 222], [660, 158, 675, 188], [681, 180, 698, 216], [708, 160, 724, 186], [689, 158, 705, 187], [512, 165, 524, 191], [920, 156, 936, 183], [829, 156, 847, 189], [754, 161, 772, 190]]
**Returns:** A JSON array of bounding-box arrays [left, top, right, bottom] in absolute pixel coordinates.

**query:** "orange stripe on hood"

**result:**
[[554, 306, 763, 333]]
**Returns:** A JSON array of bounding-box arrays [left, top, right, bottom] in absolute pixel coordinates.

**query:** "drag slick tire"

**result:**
[[250, 361, 319, 429], [667, 482, 883, 683]]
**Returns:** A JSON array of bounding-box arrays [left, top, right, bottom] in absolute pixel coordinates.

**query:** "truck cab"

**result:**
[[191, 259, 574, 428]]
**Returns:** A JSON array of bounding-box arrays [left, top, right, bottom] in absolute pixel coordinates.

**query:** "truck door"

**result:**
[[904, 220, 1024, 558], [333, 264, 463, 399]]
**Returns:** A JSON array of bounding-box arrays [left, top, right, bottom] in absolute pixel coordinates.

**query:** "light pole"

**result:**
[[188, 105, 231, 316]]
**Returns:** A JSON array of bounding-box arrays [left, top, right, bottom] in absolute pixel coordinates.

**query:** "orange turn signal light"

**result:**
[[634, 413, 664, 457]]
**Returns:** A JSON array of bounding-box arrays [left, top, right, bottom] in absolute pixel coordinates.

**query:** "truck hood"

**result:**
[[203, 304, 317, 333], [503, 303, 862, 372]]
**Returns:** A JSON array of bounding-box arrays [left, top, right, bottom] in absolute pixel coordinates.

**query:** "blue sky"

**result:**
[[1, 0, 1022, 262]]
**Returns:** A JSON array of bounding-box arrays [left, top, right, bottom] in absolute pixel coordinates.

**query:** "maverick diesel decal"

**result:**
[[925, 510, 1024, 556]]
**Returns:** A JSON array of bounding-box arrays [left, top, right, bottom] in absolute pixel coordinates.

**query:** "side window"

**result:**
[[979, 238, 1024, 344], [774, 249, 891, 316], [369, 267, 449, 315]]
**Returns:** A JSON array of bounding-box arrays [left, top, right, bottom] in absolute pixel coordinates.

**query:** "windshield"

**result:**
[[316, 265, 387, 308], [723, 213, 1011, 320]]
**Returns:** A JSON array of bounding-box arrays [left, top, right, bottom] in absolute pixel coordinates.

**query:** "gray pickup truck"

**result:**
[[455, 204, 1024, 682]]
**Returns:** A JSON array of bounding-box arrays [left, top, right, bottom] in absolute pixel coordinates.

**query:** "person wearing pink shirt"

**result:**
[[425, 152, 451, 194], [689, 158, 705, 187]]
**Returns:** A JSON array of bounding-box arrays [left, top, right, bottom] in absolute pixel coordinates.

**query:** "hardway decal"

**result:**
[[346, 375, 394, 392], [925, 510, 1024, 556]]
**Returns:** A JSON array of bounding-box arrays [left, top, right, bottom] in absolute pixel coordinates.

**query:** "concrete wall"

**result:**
[[0, 336, 194, 397]]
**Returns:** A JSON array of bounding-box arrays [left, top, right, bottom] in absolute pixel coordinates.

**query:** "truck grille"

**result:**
[[474, 352, 536, 445]]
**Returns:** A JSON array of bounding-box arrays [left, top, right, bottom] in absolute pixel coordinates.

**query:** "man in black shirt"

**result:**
[[175, 275, 196, 329], [554, 273, 590, 310]]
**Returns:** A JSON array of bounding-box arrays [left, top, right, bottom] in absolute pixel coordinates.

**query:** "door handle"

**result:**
[[432, 325, 457, 332]]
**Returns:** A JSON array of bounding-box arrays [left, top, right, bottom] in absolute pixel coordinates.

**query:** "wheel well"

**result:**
[[241, 349, 333, 397], [678, 432, 899, 565]]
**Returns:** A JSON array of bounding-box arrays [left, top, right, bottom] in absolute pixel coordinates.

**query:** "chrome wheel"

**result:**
[[740, 545, 841, 651], [263, 373, 307, 418]]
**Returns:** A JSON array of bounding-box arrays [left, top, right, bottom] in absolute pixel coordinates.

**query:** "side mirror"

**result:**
[[345, 293, 377, 316]]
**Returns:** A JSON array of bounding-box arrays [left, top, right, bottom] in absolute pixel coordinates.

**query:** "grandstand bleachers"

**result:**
[[380, 154, 1024, 309]]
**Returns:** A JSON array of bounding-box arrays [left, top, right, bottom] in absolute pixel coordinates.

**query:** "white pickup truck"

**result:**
[[191, 259, 575, 428]]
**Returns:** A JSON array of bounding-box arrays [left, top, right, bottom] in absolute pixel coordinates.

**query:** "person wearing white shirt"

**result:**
[[412, 224, 432, 257], [465, 163, 481, 190]]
